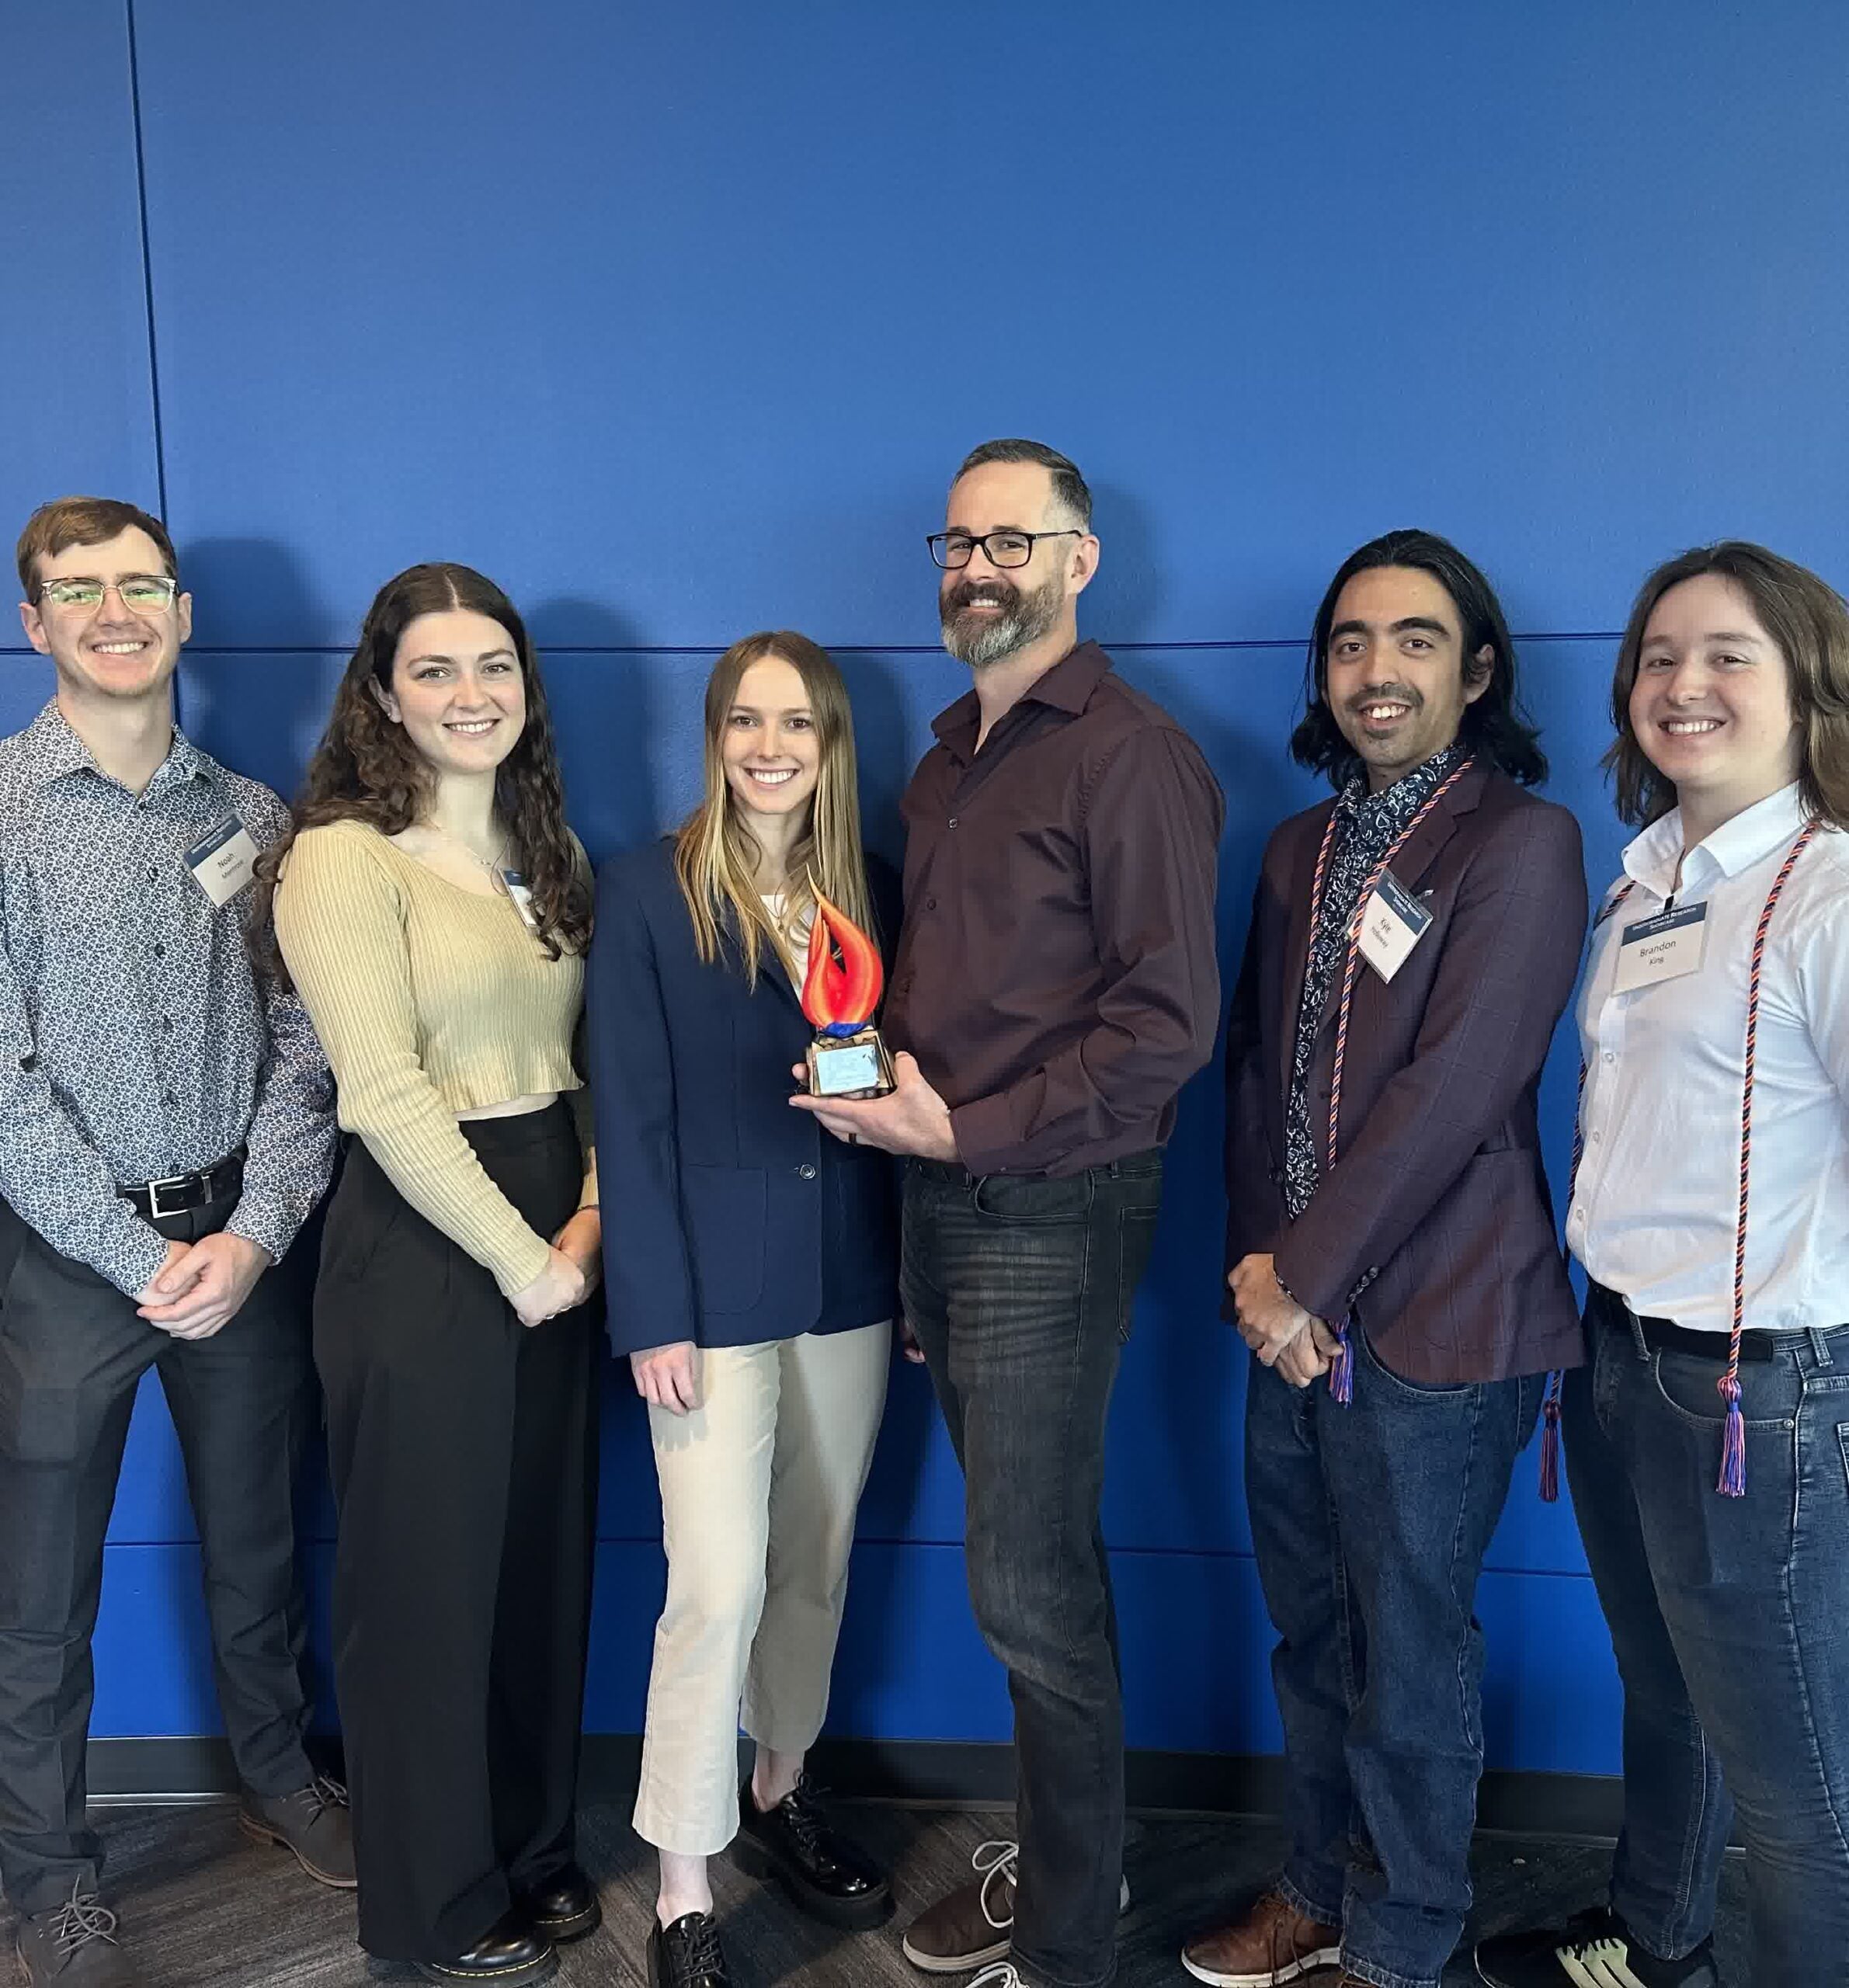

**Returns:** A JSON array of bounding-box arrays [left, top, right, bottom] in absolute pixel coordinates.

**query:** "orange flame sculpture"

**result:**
[[801, 890, 885, 1034]]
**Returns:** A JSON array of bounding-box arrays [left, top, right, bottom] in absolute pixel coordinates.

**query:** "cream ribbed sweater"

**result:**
[[274, 818, 588, 1295]]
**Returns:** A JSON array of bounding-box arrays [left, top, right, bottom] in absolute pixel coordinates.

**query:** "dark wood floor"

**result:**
[[24, 1799, 1749, 1987]]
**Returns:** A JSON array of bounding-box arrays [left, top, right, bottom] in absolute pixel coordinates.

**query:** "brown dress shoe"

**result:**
[[1180, 1889, 1342, 1986]]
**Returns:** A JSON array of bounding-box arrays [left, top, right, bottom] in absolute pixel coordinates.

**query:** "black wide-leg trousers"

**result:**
[[315, 1105, 598, 1964]]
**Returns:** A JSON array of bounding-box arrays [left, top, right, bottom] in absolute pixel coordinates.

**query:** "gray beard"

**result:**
[[940, 572, 1065, 669]]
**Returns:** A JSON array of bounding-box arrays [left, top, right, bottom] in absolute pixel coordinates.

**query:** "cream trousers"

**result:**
[[632, 1322, 890, 1856]]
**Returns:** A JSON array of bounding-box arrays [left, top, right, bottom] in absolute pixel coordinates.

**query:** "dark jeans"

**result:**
[[0, 1193, 318, 1914], [1246, 1321, 1543, 1988], [1564, 1284, 1849, 1979], [902, 1149, 1163, 1988], [316, 1107, 598, 1964]]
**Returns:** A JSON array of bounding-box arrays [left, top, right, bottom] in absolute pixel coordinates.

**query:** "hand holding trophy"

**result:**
[[801, 888, 897, 1099]]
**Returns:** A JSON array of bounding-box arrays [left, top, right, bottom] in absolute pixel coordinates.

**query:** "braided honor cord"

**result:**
[[1304, 757, 1476, 1402], [1541, 823, 1816, 1501]]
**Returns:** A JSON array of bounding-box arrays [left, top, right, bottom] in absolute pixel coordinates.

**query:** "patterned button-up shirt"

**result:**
[[1283, 742, 1463, 1219], [0, 700, 336, 1295]]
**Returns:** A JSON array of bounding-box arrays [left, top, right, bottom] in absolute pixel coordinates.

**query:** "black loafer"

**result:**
[[732, 1774, 892, 1929], [402, 1909, 558, 1984], [648, 1911, 731, 1988], [520, 1864, 602, 1942]]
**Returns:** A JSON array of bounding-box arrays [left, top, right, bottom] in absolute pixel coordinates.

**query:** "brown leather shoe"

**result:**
[[1180, 1889, 1342, 1986]]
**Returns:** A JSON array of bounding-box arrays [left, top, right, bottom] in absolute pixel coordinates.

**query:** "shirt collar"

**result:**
[[1623, 780, 1809, 897], [930, 641, 1111, 751], [16, 698, 208, 797]]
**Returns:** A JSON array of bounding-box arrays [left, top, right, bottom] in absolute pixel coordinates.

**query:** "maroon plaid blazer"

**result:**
[[1224, 761, 1587, 1385]]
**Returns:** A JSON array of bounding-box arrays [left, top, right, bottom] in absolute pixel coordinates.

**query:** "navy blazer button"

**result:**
[[797, 1163, 817, 1180]]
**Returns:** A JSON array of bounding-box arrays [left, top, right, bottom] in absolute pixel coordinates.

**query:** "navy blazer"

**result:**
[[589, 839, 901, 1357], [1224, 763, 1587, 1385]]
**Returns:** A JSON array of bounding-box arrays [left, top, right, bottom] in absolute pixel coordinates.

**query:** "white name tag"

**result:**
[[1613, 902, 1709, 993], [1357, 871, 1434, 982], [185, 815, 259, 906], [501, 867, 540, 932]]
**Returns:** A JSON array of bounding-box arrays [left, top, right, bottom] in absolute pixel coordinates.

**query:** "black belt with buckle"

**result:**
[[121, 1152, 245, 1222], [1590, 1281, 1776, 1362]]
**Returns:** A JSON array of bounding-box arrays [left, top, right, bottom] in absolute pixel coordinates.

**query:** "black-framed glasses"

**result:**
[[35, 575, 179, 613], [926, 529, 1082, 572]]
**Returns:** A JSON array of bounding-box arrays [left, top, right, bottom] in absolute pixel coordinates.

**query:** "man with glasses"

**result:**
[[792, 440, 1222, 1988], [2, 498, 346, 1986]]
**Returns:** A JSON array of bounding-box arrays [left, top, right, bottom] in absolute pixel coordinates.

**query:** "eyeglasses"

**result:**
[[35, 575, 179, 613], [926, 529, 1082, 572]]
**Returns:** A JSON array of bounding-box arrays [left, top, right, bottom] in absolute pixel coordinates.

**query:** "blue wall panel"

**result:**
[[10, 0, 1849, 1777], [0, 2, 161, 583], [129, 1, 1849, 651]]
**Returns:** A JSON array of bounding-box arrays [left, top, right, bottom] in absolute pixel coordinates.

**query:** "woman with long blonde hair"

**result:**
[[589, 633, 902, 1988]]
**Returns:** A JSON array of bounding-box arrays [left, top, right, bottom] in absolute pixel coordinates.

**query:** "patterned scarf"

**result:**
[[1282, 742, 1463, 1219]]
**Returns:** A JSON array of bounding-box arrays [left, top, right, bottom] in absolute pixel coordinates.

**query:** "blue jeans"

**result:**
[[1246, 1322, 1543, 1988], [902, 1151, 1163, 1988], [1563, 1284, 1849, 1980]]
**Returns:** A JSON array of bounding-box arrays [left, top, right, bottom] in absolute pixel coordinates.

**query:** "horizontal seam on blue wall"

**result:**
[[1, 632, 1622, 659]]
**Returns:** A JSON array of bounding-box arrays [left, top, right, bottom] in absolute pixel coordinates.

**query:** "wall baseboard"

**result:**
[[87, 1736, 1627, 1843]]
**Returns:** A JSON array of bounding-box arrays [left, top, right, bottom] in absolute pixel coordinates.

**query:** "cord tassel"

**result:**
[[1328, 1319, 1354, 1404], [1538, 1372, 1563, 1502], [1717, 1373, 1746, 1496]]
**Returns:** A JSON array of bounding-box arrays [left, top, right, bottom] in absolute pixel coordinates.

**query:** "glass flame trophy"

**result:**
[[801, 890, 896, 1099]]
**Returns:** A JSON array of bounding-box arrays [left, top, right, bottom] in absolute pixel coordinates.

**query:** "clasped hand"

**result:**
[[1228, 1252, 1340, 1390], [136, 1232, 273, 1339], [509, 1208, 603, 1328]]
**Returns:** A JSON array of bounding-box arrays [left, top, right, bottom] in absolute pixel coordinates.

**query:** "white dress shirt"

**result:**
[[1571, 782, 1849, 1333]]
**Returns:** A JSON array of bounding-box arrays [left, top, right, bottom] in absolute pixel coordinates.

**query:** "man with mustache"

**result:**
[[1181, 531, 1586, 1988], [792, 440, 1222, 1988]]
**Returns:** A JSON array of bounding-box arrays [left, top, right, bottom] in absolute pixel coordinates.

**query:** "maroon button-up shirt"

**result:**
[[886, 641, 1223, 1177]]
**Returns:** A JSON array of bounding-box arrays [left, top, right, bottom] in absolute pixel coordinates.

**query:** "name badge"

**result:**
[[501, 868, 540, 933], [1357, 871, 1434, 982], [1612, 902, 1709, 993], [185, 815, 259, 906]]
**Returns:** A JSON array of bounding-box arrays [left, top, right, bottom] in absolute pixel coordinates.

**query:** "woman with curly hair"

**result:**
[[267, 563, 599, 1988]]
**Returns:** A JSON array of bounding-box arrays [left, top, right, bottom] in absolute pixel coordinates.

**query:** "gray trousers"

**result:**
[[0, 1194, 319, 1913]]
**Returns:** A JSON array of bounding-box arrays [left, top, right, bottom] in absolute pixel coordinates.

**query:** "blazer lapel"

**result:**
[[1309, 759, 1489, 1048]]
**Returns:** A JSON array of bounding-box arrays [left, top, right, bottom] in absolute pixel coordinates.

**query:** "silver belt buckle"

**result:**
[[144, 1172, 195, 1221]]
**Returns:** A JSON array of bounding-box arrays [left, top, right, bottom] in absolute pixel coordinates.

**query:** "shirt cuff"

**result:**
[[224, 1181, 303, 1266], [947, 1093, 1024, 1177], [105, 1220, 178, 1301]]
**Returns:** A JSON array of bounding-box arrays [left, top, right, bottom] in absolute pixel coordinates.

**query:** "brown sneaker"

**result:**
[[901, 1840, 1020, 1972], [1180, 1889, 1341, 1986], [901, 1840, 1130, 1974]]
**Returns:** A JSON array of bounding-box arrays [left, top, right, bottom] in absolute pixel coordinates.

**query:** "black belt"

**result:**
[[121, 1152, 245, 1222], [1590, 1281, 1778, 1363]]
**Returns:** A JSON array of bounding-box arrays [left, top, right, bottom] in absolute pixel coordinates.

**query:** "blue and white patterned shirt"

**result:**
[[0, 700, 336, 1295]]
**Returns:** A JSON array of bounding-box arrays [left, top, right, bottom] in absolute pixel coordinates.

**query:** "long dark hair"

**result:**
[[256, 562, 592, 967], [1607, 541, 1849, 829], [1290, 528, 1547, 787]]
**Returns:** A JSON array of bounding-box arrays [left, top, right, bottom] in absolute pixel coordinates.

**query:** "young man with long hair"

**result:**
[[1186, 530, 1586, 1988]]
